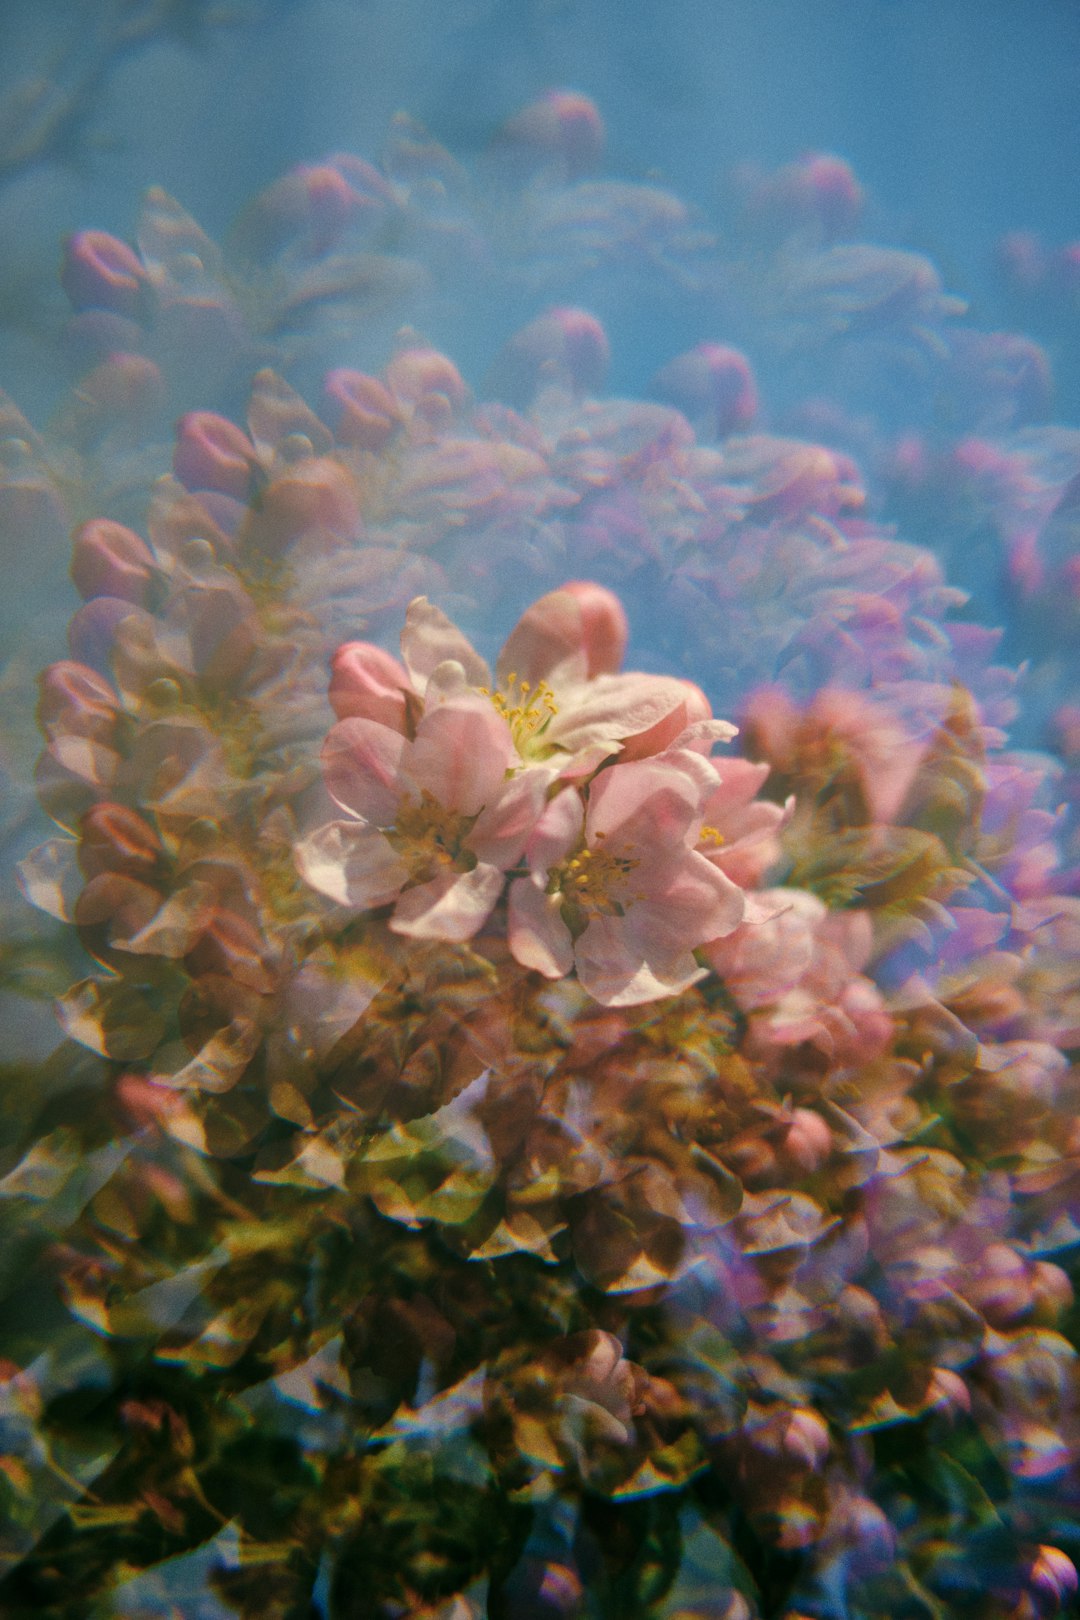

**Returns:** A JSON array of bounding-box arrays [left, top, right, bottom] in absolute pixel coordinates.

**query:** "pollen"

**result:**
[[556, 839, 640, 917], [699, 824, 726, 847], [484, 670, 559, 752], [387, 790, 474, 879]]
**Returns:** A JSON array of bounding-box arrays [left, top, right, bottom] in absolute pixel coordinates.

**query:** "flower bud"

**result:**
[[38, 661, 119, 742], [61, 231, 148, 317], [1030, 1546, 1079, 1614], [245, 458, 359, 555], [779, 1108, 832, 1176], [385, 346, 467, 411], [651, 343, 758, 438], [496, 90, 605, 179], [71, 519, 157, 606], [486, 307, 610, 408], [79, 803, 161, 879], [323, 369, 403, 451], [173, 412, 258, 500], [329, 641, 414, 729]]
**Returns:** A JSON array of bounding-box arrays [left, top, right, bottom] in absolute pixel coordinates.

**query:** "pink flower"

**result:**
[[329, 589, 721, 777], [508, 749, 745, 1005], [296, 691, 549, 942]]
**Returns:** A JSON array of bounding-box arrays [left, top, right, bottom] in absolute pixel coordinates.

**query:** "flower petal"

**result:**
[[321, 718, 408, 823], [295, 820, 408, 907], [409, 698, 517, 815], [575, 914, 707, 1007], [390, 863, 505, 941], [400, 596, 490, 691], [525, 785, 585, 876], [508, 876, 574, 978], [469, 766, 553, 868]]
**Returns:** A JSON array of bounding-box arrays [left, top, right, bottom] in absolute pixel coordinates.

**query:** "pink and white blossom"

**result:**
[[508, 748, 745, 1005], [296, 691, 549, 942]]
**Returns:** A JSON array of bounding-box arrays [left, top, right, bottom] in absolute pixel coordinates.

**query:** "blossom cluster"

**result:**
[[0, 87, 1079, 1620]]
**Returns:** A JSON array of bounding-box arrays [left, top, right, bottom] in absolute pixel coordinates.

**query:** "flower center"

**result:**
[[480, 672, 558, 755], [386, 790, 475, 880], [556, 835, 640, 922]]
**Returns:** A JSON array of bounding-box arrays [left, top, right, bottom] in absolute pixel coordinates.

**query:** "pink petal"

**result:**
[[546, 672, 691, 760], [400, 597, 490, 690], [586, 756, 700, 850], [496, 587, 590, 688], [322, 718, 408, 823], [390, 863, 505, 941], [627, 851, 746, 957], [699, 758, 772, 815], [507, 877, 575, 978], [469, 766, 553, 868], [408, 698, 517, 815], [574, 914, 706, 1007], [295, 820, 408, 907], [525, 786, 585, 876]]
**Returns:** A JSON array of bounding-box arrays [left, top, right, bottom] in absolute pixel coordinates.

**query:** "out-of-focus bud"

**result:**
[[781, 1407, 830, 1470], [740, 152, 863, 242], [329, 641, 414, 730], [72, 352, 165, 430], [1050, 242, 1080, 300], [997, 230, 1047, 298], [778, 1108, 832, 1177], [323, 369, 403, 451], [61, 230, 148, 317], [67, 597, 148, 675], [1030, 1261, 1074, 1324], [925, 1366, 971, 1418], [38, 661, 120, 742], [71, 519, 157, 606], [246, 458, 359, 555], [496, 1556, 584, 1620], [1029, 1546, 1079, 1615], [79, 803, 161, 879], [385, 346, 468, 412], [173, 412, 259, 500], [651, 343, 758, 439], [486, 308, 610, 408], [495, 90, 605, 179]]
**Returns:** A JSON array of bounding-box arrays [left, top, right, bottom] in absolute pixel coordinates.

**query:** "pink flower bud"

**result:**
[[560, 580, 628, 675], [1031, 1261, 1074, 1323], [496, 90, 605, 179], [67, 597, 148, 674], [486, 308, 610, 407], [75, 352, 164, 424], [651, 343, 759, 438], [323, 369, 403, 450], [329, 641, 414, 730], [385, 347, 467, 411], [71, 519, 157, 606], [74, 871, 161, 945], [925, 1366, 971, 1418], [79, 803, 161, 879], [997, 230, 1046, 296], [61, 231, 148, 317], [779, 1108, 832, 1176], [38, 661, 119, 742], [246, 458, 359, 555], [781, 1407, 830, 1470], [173, 412, 258, 500]]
